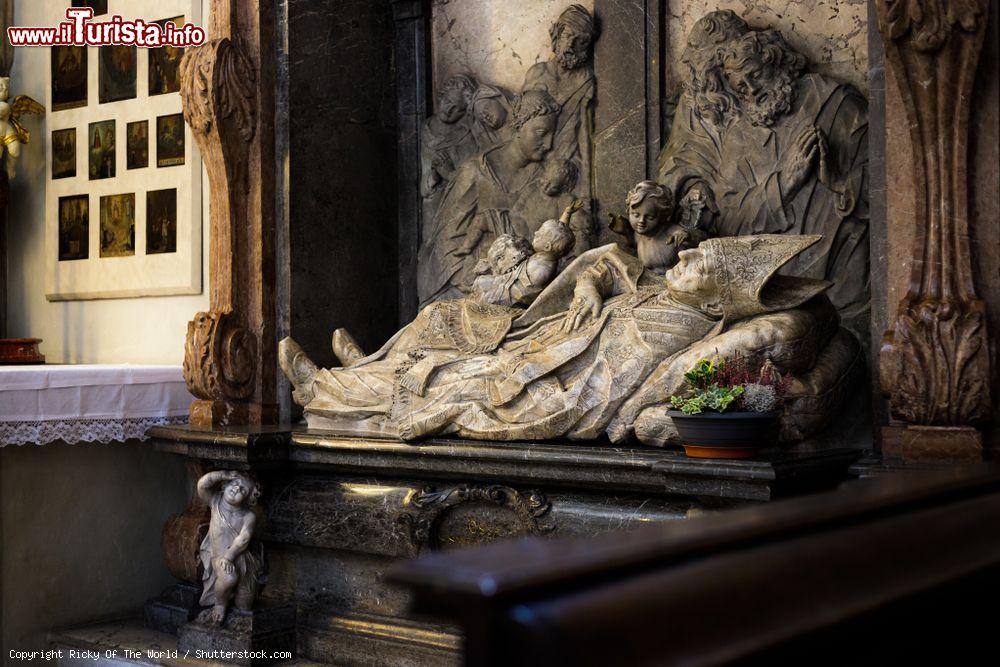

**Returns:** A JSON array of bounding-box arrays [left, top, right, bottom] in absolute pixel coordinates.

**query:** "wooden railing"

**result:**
[[392, 466, 1000, 665]]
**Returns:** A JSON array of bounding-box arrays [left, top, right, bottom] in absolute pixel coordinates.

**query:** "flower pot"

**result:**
[[667, 410, 780, 459]]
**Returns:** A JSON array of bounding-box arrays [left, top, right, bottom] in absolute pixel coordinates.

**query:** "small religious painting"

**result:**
[[89, 120, 115, 180], [127, 121, 148, 170], [100, 193, 136, 258], [99, 45, 137, 103], [147, 189, 178, 255], [149, 17, 185, 96], [52, 128, 76, 180], [156, 114, 185, 167], [58, 195, 89, 261], [71, 1, 108, 15], [51, 46, 87, 111]]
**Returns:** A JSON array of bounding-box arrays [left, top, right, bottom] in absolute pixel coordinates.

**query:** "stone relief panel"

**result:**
[[419, 3, 598, 307], [432, 0, 595, 93], [346, 3, 874, 448], [664, 0, 869, 95], [657, 10, 871, 340]]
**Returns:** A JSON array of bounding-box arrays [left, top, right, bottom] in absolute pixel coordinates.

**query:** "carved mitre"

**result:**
[[702, 235, 832, 322]]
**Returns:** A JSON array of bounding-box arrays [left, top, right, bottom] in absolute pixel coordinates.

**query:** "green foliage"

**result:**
[[670, 384, 744, 415], [683, 358, 719, 391], [670, 356, 786, 414]]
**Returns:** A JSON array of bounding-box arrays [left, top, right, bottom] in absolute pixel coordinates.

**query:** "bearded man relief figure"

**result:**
[[522, 4, 596, 192], [660, 12, 870, 341]]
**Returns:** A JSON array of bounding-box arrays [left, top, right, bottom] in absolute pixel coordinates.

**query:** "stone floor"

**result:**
[[50, 619, 321, 667]]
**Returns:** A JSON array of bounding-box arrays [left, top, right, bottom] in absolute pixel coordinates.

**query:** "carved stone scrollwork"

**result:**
[[183, 311, 257, 401], [397, 484, 552, 554], [178, 9, 276, 425], [875, 0, 992, 429]]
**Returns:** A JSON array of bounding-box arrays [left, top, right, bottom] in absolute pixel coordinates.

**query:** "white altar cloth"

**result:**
[[0, 365, 192, 446]]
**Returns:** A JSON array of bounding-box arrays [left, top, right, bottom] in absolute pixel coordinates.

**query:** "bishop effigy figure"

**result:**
[[282, 234, 840, 443]]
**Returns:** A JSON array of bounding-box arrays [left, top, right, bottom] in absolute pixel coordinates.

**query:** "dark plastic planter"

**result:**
[[667, 409, 780, 459]]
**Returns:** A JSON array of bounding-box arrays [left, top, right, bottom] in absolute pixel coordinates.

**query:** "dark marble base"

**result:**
[[144, 583, 201, 636], [150, 425, 863, 502], [177, 605, 296, 666], [143, 425, 864, 665]]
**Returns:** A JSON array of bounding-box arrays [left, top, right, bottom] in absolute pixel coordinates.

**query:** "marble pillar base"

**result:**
[[177, 605, 296, 666], [143, 582, 201, 637]]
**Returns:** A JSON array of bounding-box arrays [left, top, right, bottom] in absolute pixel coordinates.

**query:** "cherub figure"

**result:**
[[472, 201, 580, 307], [197, 470, 263, 625], [610, 180, 709, 275], [0, 77, 44, 182], [538, 158, 593, 262], [472, 233, 532, 281], [455, 160, 590, 266]]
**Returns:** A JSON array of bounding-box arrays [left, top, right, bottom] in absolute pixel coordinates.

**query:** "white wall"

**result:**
[[5, 0, 209, 365], [1, 441, 190, 662]]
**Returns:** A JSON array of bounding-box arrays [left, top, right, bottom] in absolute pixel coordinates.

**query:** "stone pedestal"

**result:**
[[177, 606, 296, 666], [142, 425, 860, 665], [143, 582, 202, 637]]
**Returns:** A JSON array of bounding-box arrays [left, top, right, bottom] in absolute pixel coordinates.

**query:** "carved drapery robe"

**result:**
[[418, 148, 540, 306], [420, 116, 477, 201], [472, 261, 546, 308], [714, 73, 870, 334], [657, 93, 731, 206], [307, 245, 718, 441]]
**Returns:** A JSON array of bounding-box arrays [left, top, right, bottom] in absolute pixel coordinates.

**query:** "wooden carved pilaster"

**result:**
[[179, 0, 277, 426], [876, 0, 992, 456]]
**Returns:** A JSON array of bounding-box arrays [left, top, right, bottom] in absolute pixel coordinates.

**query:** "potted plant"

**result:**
[[668, 356, 787, 459]]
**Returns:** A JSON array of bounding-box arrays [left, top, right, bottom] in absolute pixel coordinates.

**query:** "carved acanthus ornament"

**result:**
[[876, 0, 991, 427], [181, 38, 256, 142]]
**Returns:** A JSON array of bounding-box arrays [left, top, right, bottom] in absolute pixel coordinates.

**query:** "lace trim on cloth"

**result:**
[[0, 416, 189, 447]]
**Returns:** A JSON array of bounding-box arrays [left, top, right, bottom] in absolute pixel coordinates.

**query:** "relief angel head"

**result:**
[[436, 74, 477, 124]]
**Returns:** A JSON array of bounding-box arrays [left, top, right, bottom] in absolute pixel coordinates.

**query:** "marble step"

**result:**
[[50, 611, 460, 667], [297, 609, 461, 667]]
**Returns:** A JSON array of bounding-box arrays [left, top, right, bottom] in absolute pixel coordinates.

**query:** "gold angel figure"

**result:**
[[0, 76, 45, 181]]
